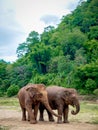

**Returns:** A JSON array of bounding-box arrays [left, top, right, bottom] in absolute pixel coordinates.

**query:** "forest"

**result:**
[[0, 0, 98, 97]]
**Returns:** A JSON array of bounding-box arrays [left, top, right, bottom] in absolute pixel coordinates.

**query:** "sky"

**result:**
[[0, 0, 80, 62]]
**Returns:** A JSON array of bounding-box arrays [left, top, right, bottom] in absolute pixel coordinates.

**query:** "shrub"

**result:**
[[0, 91, 4, 97], [79, 89, 88, 95], [7, 84, 19, 97], [93, 89, 98, 96], [31, 74, 48, 85], [30, 73, 57, 86], [85, 78, 97, 94]]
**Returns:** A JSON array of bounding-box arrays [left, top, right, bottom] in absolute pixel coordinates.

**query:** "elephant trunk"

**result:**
[[71, 100, 80, 115], [42, 101, 61, 118]]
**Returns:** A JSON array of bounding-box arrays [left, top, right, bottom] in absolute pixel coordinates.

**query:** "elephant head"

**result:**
[[26, 84, 61, 118], [62, 88, 80, 115]]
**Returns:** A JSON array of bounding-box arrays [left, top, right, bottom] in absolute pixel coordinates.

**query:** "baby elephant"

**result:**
[[39, 86, 80, 123], [18, 84, 61, 124]]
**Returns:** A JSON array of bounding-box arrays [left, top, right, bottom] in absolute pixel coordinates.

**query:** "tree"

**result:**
[[7, 84, 19, 97], [85, 39, 98, 62], [16, 31, 40, 58], [8, 64, 32, 87], [28, 43, 51, 74], [26, 31, 40, 44], [57, 55, 73, 76], [88, 26, 98, 40], [16, 42, 28, 58], [72, 60, 98, 92], [0, 60, 10, 92], [85, 78, 96, 93], [61, 29, 87, 60], [41, 26, 55, 45], [74, 48, 87, 66]]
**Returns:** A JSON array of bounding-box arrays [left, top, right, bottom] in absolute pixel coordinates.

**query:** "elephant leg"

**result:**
[[46, 110, 55, 122], [39, 107, 44, 121], [26, 106, 37, 124], [27, 112, 30, 121], [22, 108, 26, 121], [34, 103, 40, 121], [57, 105, 63, 124], [63, 105, 69, 123]]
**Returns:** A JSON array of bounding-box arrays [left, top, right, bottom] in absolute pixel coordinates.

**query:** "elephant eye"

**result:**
[[36, 93, 43, 99], [39, 93, 43, 98], [65, 91, 70, 96]]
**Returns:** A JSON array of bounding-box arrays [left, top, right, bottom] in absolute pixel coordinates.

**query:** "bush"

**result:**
[[79, 89, 88, 95], [0, 91, 4, 97], [31, 74, 48, 85], [85, 78, 97, 94], [7, 84, 19, 97], [93, 89, 98, 96], [30, 73, 57, 86]]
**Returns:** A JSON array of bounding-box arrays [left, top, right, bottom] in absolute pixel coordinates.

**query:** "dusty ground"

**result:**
[[0, 106, 98, 130]]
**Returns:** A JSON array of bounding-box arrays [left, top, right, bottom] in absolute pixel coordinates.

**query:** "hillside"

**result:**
[[0, 0, 98, 96]]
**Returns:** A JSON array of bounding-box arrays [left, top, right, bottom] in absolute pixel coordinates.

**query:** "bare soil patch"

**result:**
[[0, 106, 98, 130]]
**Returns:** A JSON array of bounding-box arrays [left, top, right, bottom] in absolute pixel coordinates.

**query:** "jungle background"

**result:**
[[0, 0, 98, 97]]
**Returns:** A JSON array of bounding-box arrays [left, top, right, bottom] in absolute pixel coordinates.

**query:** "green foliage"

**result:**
[[57, 55, 74, 76], [93, 89, 98, 96], [7, 84, 19, 97], [0, 60, 7, 79], [85, 78, 97, 94], [85, 39, 98, 62], [0, 60, 10, 92], [72, 61, 98, 93], [16, 42, 28, 58], [61, 29, 87, 60], [26, 31, 40, 44], [79, 89, 88, 95], [41, 26, 55, 45], [74, 48, 87, 66], [88, 26, 98, 40], [6, 63, 33, 88], [0, 0, 98, 95], [69, 0, 98, 33], [28, 43, 52, 74], [0, 92, 4, 97], [30, 74, 48, 85], [16, 31, 40, 58]]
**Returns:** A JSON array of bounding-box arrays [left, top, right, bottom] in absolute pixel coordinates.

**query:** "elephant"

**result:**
[[39, 86, 80, 123], [18, 84, 61, 124]]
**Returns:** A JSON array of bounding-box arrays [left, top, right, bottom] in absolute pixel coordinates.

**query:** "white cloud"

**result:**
[[40, 15, 60, 25], [9, 0, 79, 33], [0, 0, 80, 62]]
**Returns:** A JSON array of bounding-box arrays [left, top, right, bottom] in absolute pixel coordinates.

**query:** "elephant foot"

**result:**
[[57, 120, 63, 124], [30, 120, 37, 124], [22, 118, 26, 121], [63, 120, 69, 123], [39, 118, 44, 121], [28, 119, 30, 121], [49, 118, 55, 122]]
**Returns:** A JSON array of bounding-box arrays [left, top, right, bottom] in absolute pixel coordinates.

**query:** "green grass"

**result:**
[[69, 101, 98, 124], [0, 126, 9, 130], [0, 97, 19, 107]]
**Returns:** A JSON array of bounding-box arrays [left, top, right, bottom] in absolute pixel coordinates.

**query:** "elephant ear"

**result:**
[[26, 85, 43, 99], [26, 86, 37, 98], [64, 90, 71, 96], [62, 90, 71, 102]]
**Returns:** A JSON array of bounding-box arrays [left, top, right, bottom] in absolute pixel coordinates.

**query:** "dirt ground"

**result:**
[[0, 106, 98, 130]]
